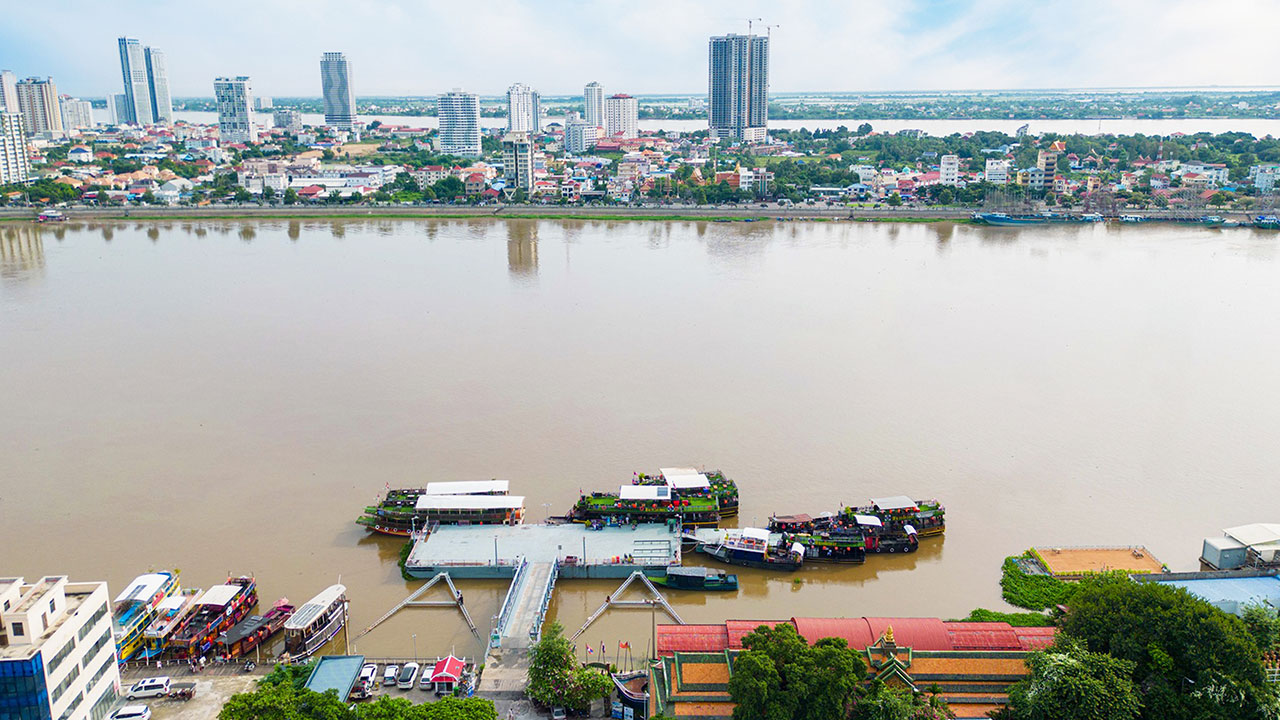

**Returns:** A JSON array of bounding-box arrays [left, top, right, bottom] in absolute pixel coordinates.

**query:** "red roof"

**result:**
[[1013, 626, 1057, 650], [794, 617, 953, 651], [658, 617, 1055, 655], [430, 655, 464, 682], [657, 624, 729, 654]]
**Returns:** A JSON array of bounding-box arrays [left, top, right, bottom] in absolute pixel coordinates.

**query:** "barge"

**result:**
[[169, 576, 258, 659], [570, 485, 720, 527], [112, 572, 180, 662], [648, 566, 738, 591], [283, 584, 348, 661]]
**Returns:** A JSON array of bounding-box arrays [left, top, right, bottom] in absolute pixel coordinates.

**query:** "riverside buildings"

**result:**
[[502, 132, 534, 191], [437, 89, 481, 157], [708, 32, 769, 143], [0, 71, 17, 114], [15, 78, 62, 137], [506, 83, 540, 134], [583, 81, 604, 128], [60, 97, 93, 132], [0, 576, 121, 720], [116, 38, 171, 125], [564, 117, 599, 154], [214, 76, 257, 144], [0, 113, 31, 185], [320, 52, 357, 131], [604, 93, 638, 139]]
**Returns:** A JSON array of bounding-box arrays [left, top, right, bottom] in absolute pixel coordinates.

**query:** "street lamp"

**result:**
[[412, 633, 417, 663]]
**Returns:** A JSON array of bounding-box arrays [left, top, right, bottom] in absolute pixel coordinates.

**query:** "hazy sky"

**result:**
[[4, 0, 1279, 98]]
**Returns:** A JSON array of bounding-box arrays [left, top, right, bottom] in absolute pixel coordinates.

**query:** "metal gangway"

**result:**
[[571, 571, 683, 641], [354, 571, 477, 642], [495, 559, 560, 650]]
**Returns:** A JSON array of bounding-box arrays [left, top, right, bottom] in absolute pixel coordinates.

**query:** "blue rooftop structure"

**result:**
[[304, 655, 365, 700], [1140, 572, 1280, 615]]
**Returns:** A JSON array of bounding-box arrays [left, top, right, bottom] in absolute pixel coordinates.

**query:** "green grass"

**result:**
[[398, 540, 414, 581], [954, 607, 1056, 627], [1000, 552, 1078, 611]]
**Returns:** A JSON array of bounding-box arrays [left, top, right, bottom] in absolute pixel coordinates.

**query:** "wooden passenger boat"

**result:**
[[216, 598, 294, 659], [570, 485, 720, 527], [170, 576, 258, 659], [699, 528, 804, 571], [140, 588, 201, 659], [358, 488, 524, 536], [112, 572, 180, 662], [282, 584, 348, 661], [633, 467, 740, 518]]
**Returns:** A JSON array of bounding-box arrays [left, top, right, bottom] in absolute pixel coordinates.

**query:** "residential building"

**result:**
[[939, 154, 960, 186], [0, 70, 17, 114], [273, 109, 302, 134], [213, 76, 256, 144], [708, 32, 769, 143], [1036, 150, 1058, 178], [502, 132, 534, 192], [15, 77, 62, 136], [106, 94, 126, 125], [255, 97, 273, 111], [1027, 167, 1047, 190], [60, 97, 94, 132], [1253, 164, 1280, 193], [437, 89, 481, 157], [506, 83, 540, 134], [604, 94, 638, 139], [320, 52, 356, 130], [144, 47, 172, 123], [564, 118, 599, 155], [0, 576, 122, 720], [984, 158, 1009, 185], [411, 165, 447, 188], [583, 81, 604, 128], [0, 113, 31, 185]]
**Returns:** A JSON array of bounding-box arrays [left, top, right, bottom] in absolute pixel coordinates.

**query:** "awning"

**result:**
[[619, 485, 671, 501], [870, 496, 918, 511], [415, 495, 525, 511], [742, 528, 770, 542], [853, 514, 883, 527]]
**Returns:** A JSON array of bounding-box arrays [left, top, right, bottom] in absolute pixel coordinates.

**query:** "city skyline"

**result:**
[[3, 0, 1279, 98]]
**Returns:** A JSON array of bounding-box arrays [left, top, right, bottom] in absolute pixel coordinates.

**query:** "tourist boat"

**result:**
[[1080, 213, 1104, 222], [569, 485, 720, 528], [611, 670, 649, 715], [649, 566, 738, 591], [977, 212, 1048, 226], [282, 584, 348, 661], [170, 576, 258, 659], [357, 482, 522, 536], [632, 467, 740, 518], [850, 496, 945, 536], [699, 528, 804, 571], [216, 598, 294, 659], [1253, 215, 1280, 230], [36, 209, 66, 222], [112, 571, 180, 662], [1119, 214, 1145, 223], [139, 588, 202, 659]]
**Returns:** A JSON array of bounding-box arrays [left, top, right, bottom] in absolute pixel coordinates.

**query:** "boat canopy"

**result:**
[[790, 542, 807, 556], [414, 495, 525, 511], [619, 485, 672, 501], [199, 584, 243, 608], [1224, 524, 1280, 548], [870, 496, 918, 511], [114, 573, 171, 604], [854, 514, 883, 527], [659, 468, 710, 490], [154, 595, 188, 612], [741, 528, 770, 542], [285, 584, 346, 631], [667, 566, 711, 578], [423, 480, 509, 495], [221, 614, 270, 646], [773, 514, 812, 524]]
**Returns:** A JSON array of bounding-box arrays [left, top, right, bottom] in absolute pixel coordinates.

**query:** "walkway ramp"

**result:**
[[498, 561, 558, 650]]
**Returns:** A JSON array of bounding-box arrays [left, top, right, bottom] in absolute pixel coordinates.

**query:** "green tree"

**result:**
[[936, 188, 954, 205], [233, 187, 253, 203], [262, 186, 276, 202], [728, 624, 865, 720], [886, 192, 902, 207], [527, 622, 612, 711], [847, 680, 951, 720], [420, 697, 498, 720], [995, 637, 1141, 720], [283, 188, 299, 205], [433, 176, 465, 200]]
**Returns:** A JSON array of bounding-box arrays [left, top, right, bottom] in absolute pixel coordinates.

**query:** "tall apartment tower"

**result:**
[[117, 38, 153, 125], [213, 77, 257, 143], [437, 89, 481, 157], [320, 52, 356, 130], [0, 576, 122, 720], [145, 47, 172, 123], [604, 93, 638, 139], [0, 113, 31, 185], [708, 32, 769, 143], [583, 81, 604, 129], [506, 83, 540, 134], [502, 132, 534, 191], [0, 70, 18, 114], [15, 78, 63, 136], [60, 97, 94, 131]]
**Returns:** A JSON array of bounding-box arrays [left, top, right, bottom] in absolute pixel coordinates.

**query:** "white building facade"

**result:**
[[0, 71, 18, 114], [604, 94, 638, 139], [506, 83, 540, 134], [564, 118, 599, 155], [985, 158, 1009, 185], [583, 81, 604, 129], [15, 78, 62, 137], [60, 98, 94, 132], [320, 52, 356, 131], [0, 576, 121, 720], [0, 113, 31, 185], [437, 90, 481, 157], [502, 132, 535, 191], [214, 76, 257, 144], [939, 154, 960, 186]]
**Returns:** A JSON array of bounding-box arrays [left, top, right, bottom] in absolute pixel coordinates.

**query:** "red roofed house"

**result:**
[[651, 617, 1055, 720], [297, 184, 326, 201], [464, 173, 487, 196], [429, 655, 465, 693]]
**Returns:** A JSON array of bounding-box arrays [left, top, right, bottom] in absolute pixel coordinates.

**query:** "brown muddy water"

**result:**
[[3, 218, 1280, 662]]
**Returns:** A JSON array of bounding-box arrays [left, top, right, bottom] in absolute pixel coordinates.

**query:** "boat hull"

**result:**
[[700, 545, 801, 572]]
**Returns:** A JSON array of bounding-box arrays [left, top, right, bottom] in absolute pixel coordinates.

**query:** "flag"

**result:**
[[600, 642, 606, 656], [587, 645, 594, 654], [619, 641, 630, 650]]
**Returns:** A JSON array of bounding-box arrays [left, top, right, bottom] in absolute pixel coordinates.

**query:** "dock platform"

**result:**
[[1030, 546, 1164, 579], [404, 523, 682, 579]]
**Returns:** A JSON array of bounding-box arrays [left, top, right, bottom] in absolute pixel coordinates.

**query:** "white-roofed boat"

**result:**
[[358, 481, 522, 536], [140, 588, 201, 659], [112, 571, 180, 662], [283, 584, 348, 661], [170, 576, 258, 659]]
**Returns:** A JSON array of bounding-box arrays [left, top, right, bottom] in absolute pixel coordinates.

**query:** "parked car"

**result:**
[[397, 662, 420, 690], [110, 706, 151, 720], [126, 677, 170, 700], [359, 664, 378, 686], [551, 708, 567, 720], [383, 664, 399, 686]]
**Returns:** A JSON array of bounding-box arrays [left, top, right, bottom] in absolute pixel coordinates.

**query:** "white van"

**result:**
[[126, 677, 170, 700], [397, 662, 419, 690]]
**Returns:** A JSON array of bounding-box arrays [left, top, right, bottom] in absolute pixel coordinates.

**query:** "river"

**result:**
[[166, 111, 1280, 138], [3, 218, 1280, 661]]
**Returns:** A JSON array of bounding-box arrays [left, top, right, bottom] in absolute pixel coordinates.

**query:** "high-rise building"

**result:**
[[0, 576, 122, 720], [506, 83, 540, 134], [708, 32, 769, 143], [939, 154, 960, 186], [214, 76, 256, 144], [60, 97, 94, 131], [437, 89, 480, 157], [15, 78, 63, 137], [106, 94, 126, 125], [604, 93, 638, 139], [145, 47, 172, 123], [0, 113, 31, 185], [502, 132, 534, 191], [564, 117, 599, 155], [255, 96, 273, 111], [320, 52, 356, 130], [273, 108, 302, 134], [985, 158, 1009, 185], [0, 70, 17, 114], [583, 81, 604, 128]]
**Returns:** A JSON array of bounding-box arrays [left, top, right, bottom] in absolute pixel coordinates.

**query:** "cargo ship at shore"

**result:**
[[112, 572, 180, 662], [169, 576, 258, 659], [356, 481, 524, 536]]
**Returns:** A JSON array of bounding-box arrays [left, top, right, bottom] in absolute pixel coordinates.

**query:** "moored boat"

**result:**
[[112, 571, 180, 662], [633, 467, 740, 517], [217, 598, 294, 659], [570, 485, 720, 527], [140, 588, 202, 659], [358, 490, 524, 536], [978, 212, 1049, 226], [852, 496, 945, 536], [649, 566, 738, 591], [1253, 215, 1280, 230], [282, 584, 348, 661], [699, 528, 804, 571], [170, 576, 258, 659]]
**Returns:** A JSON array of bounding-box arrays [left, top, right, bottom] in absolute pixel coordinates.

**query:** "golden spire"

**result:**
[[883, 625, 895, 644]]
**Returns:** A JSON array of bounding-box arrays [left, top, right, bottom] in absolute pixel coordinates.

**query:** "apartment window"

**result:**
[[81, 627, 112, 666], [48, 599, 55, 616], [89, 684, 119, 720], [46, 637, 76, 674], [78, 603, 108, 641], [11, 621, 23, 637], [49, 662, 80, 704], [41, 614, 48, 632]]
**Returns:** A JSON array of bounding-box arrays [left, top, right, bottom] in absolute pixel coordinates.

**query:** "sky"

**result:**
[[3, 0, 1279, 99]]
